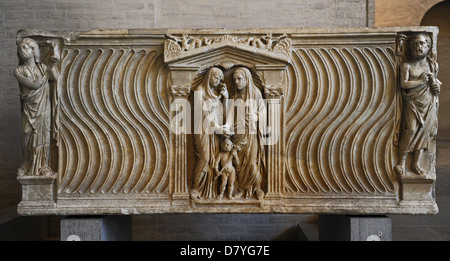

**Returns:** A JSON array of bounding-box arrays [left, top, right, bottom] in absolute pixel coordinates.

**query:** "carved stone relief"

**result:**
[[395, 32, 440, 177], [394, 31, 440, 203], [15, 37, 60, 177], [14, 33, 63, 209], [15, 28, 440, 215], [165, 33, 292, 62], [189, 66, 269, 201]]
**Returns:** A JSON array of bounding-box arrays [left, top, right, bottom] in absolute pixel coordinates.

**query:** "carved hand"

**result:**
[[431, 82, 440, 95], [421, 72, 433, 84], [35, 73, 49, 87], [219, 83, 228, 99], [214, 170, 222, 180], [221, 125, 233, 138]]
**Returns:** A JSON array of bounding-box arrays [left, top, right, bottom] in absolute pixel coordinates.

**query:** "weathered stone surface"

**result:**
[[319, 215, 392, 241], [61, 216, 132, 241], [15, 27, 440, 215]]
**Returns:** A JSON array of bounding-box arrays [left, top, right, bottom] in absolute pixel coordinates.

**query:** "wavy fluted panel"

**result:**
[[58, 47, 170, 195], [285, 47, 396, 194]]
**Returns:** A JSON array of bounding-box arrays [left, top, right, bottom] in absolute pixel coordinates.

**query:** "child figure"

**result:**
[[214, 138, 239, 200]]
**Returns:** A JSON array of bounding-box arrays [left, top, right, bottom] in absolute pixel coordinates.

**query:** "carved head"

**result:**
[[17, 38, 40, 64], [220, 138, 233, 152], [411, 33, 432, 60], [208, 67, 224, 88], [233, 67, 248, 91]]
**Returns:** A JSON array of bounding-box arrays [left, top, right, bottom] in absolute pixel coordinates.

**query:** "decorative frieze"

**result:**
[[165, 33, 292, 62]]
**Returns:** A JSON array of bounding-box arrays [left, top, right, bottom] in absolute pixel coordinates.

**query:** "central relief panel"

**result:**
[[187, 66, 268, 201], [165, 32, 292, 209]]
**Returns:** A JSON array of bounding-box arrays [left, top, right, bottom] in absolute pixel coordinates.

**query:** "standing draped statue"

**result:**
[[395, 33, 440, 176], [230, 67, 267, 200], [15, 38, 59, 176], [190, 67, 231, 199]]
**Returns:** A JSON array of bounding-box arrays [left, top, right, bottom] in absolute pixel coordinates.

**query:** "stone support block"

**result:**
[[60, 215, 132, 241], [319, 215, 392, 241]]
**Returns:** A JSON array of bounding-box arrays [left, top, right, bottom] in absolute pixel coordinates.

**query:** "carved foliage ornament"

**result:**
[[165, 33, 292, 61]]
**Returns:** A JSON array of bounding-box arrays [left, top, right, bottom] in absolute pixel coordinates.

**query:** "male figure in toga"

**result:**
[[395, 33, 440, 176]]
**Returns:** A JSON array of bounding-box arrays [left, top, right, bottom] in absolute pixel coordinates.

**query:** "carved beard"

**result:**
[[413, 48, 428, 59]]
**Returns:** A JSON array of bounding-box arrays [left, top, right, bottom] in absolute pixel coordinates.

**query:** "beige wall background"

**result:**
[[0, 0, 375, 210], [375, 0, 444, 26], [0, 0, 448, 240], [376, 0, 450, 140]]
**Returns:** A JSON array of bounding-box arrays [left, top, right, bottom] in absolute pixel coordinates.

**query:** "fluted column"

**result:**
[[256, 65, 288, 200], [168, 65, 199, 204], [264, 86, 284, 199]]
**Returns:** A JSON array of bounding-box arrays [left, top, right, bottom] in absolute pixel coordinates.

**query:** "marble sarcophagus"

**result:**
[[15, 27, 440, 215]]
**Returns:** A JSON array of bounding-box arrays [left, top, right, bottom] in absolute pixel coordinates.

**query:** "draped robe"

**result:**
[[17, 63, 52, 175], [190, 68, 224, 199], [399, 57, 439, 153], [231, 68, 266, 198]]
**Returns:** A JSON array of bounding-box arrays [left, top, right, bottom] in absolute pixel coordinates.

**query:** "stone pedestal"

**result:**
[[17, 173, 57, 211], [60, 215, 132, 241], [318, 215, 392, 241]]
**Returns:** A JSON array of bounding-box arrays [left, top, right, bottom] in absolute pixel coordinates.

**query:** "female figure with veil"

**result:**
[[230, 67, 267, 200], [190, 67, 232, 199], [14, 38, 59, 176]]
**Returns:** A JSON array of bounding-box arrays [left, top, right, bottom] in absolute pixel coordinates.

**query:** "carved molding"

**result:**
[[264, 85, 284, 98], [171, 84, 191, 99]]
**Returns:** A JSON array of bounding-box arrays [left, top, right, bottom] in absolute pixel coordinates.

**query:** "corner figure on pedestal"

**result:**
[[395, 33, 440, 177], [15, 38, 60, 176]]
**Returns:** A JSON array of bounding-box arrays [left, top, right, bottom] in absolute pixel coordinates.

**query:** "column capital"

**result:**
[[264, 84, 284, 99], [171, 84, 191, 99]]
